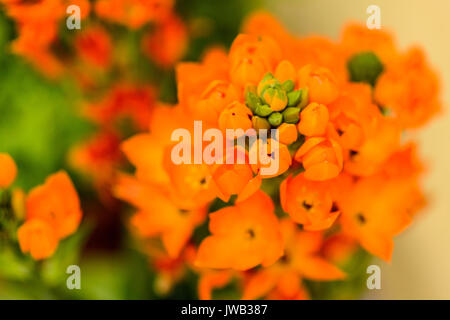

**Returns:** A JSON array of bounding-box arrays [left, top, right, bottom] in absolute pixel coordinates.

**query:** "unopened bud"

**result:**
[[298, 88, 309, 110], [255, 104, 273, 117], [287, 89, 301, 107], [282, 79, 295, 92], [263, 86, 288, 111], [282, 107, 300, 124], [245, 87, 261, 113], [268, 112, 283, 127], [257, 73, 277, 96], [252, 116, 271, 130], [347, 51, 384, 86]]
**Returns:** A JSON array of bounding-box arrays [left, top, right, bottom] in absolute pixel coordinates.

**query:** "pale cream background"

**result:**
[[266, 0, 450, 299]]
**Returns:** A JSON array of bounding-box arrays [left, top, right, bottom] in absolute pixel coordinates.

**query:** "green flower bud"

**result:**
[[255, 104, 273, 117], [282, 107, 300, 124], [287, 89, 301, 107], [282, 79, 295, 92], [257, 73, 278, 96], [268, 112, 283, 127], [245, 88, 261, 113], [252, 115, 271, 130], [347, 51, 384, 87], [262, 85, 288, 111], [297, 88, 309, 110]]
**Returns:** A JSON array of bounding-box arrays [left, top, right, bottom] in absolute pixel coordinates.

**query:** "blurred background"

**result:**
[[266, 0, 450, 299]]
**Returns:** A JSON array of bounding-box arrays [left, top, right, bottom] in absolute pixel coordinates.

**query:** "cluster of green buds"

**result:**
[[245, 73, 309, 130]]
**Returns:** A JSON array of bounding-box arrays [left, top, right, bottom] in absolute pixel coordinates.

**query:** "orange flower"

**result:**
[[242, 219, 344, 299], [278, 123, 298, 145], [325, 83, 383, 154], [280, 174, 340, 231], [249, 138, 292, 179], [242, 12, 294, 58], [17, 219, 59, 260], [25, 171, 82, 239], [338, 173, 423, 261], [344, 117, 401, 177], [18, 171, 82, 260], [375, 48, 441, 128], [163, 160, 217, 210], [11, 23, 63, 77], [193, 81, 240, 126], [218, 102, 253, 133], [75, 25, 112, 69], [121, 104, 192, 186], [0, 153, 17, 188], [229, 34, 281, 86], [294, 37, 348, 83], [142, 14, 187, 67], [176, 48, 231, 123], [297, 102, 329, 137], [274, 60, 297, 84], [195, 191, 283, 270], [210, 147, 262, 203], [114, 174, 206, 257], [298, 64, 339, 105], [294, 137, 343, 181]]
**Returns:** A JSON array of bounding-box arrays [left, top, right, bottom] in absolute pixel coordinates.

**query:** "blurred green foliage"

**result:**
[[0, 13, 92, 191]]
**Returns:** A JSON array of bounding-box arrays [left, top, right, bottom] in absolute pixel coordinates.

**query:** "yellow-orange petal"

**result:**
[[278, 123, 298, 145], [0, 153, 17, 188], [275, 60, 296, 83], [294, 137, 326, 161], [297, 103, 329, 136], [17, 219, 59, 260], [304, 162, 341, 181]]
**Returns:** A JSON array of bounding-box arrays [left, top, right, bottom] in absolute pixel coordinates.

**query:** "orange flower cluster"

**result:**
[[0, 0, 90, 76], [117, 12, 439, 299], [1, 0, 187, 76], [0, 154, 82, 260]]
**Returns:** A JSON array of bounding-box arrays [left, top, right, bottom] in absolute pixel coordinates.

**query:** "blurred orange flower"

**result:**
[[0, 153, 17, 188], [114, 174, 206, 258], [195, 191, 283, 270], [375, 48, 441, 128], [95, 0, 173, 29], [18, 171, 82, 260], [242, 219, 344, 299], [142, 13, 187, 67]]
